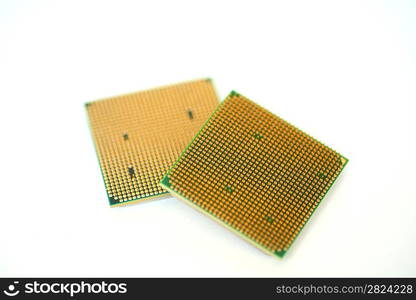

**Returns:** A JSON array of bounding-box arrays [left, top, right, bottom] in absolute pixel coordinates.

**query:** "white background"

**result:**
[[1, 0, 415, 277]]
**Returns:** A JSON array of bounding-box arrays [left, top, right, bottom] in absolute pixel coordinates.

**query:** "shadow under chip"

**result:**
[[161, 91, 348, 257], [86, 79, 219, 206]]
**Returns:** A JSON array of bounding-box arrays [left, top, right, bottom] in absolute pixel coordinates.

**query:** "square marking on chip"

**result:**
[[161, 91, 348, 257], [86, 79, 219, 207]]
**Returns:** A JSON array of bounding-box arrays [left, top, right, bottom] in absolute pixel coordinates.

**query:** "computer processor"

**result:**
[[86, 79, 219, 207], [161, 91, 348, 257]]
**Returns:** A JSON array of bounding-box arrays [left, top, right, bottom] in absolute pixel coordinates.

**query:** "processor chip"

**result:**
[[161, 91, 348, 257], [86, 79, 219, 206]]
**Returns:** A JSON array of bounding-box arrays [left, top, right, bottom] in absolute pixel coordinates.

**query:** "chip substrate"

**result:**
[[86, 79, 219, 207], [161, 91, 348, 257]]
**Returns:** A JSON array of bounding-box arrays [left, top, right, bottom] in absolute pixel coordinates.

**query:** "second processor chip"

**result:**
[[86, 79, 219, 206]]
